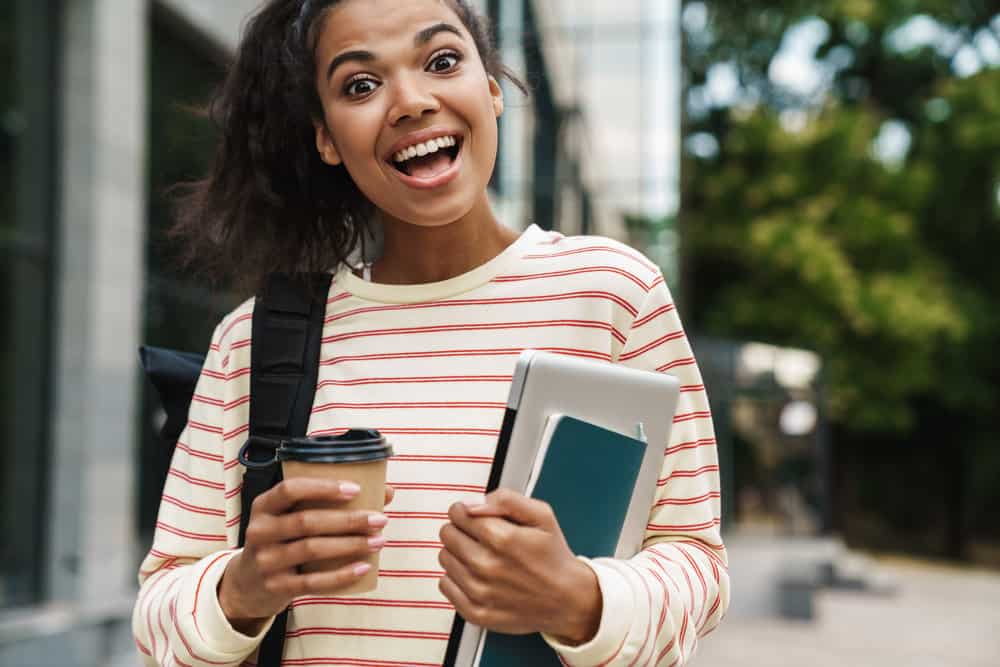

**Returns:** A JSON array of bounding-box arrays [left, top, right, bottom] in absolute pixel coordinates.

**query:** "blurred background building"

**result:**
[[2, 0, 998, 665]]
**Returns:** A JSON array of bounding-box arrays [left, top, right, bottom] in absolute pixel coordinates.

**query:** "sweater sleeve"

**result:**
[[132, 322, 274, 666], [543, 273, 730, 666]]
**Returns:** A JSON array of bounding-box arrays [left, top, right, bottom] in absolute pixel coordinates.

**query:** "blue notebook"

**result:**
[[477, 414, 647, 666]]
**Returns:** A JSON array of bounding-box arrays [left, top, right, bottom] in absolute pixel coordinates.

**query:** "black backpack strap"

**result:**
[[238, 272, 333, 667]]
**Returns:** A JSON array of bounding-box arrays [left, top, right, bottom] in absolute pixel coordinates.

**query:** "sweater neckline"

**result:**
[[336, 224, 546, 304]]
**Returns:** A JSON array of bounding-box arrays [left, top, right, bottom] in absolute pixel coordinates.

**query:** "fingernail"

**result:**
[[462, 494, 487, 509], [368, 535, 386, 551], [340, 481, 361, 496], [353, 562, 372, 576], [368, 513, 388, 528]]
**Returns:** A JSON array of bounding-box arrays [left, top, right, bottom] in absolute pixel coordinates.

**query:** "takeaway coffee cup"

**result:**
[[244, 429, 393, 594]]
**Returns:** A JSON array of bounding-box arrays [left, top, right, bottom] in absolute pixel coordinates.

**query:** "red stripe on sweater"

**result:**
[[657, 465, 719, 486], [647, 518, 720, 532], [223, 424, 249, 441], [167, 468, 224, 491], [654, 491, 721, 507], [378, 569, 445, 579], [327, 291, 352, 305], [174, 442, 224, 463], [321, 346, 612, 367], [388, 482, 486, 493], [141, 569, 171, 660], [187, 420, 222, 435], [664, 438, 716, 457], [671, 538, 730, 565], [384, 511, 450, 520], [221, 313, 252, 341], [675, 554, 700, 628], [632, 303, 676, 329], [290, 597, 453, 610], [155, 521, 226, 542], [309, 427, 498, 439], [285, 627, 449, 641], [161, 494, 225, 517], [323, 319, 626, 346], [312, 400, 505, 414], [656, 634, 679, 666], [140, 557, 177, 578], [619, 330, 686, 362], [702, 594, 722, 635], [494, 265, 651, 291], [282, 658, 440, 667], [159, 578, 182, 665], [523, 244, 660, 273], [623, 561, 654, 667], [317, 375, 512, 388], [224, 395, 250, 411], [391, 455, 493, 464], [176, 552, 235, 664], [675, 545, 710, 628], [230, 338, 251, 351], [594, 633, 631, 667], [673, 411, 712, 424], [647, 567, 671, 643], [677, 607, 689, 662], [657, 357, 695, 372], [325, 290, 638, 324], [191, 394, 224, 407]]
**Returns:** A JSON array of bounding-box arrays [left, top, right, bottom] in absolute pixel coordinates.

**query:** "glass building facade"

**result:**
[[487, 0, 682, 281]]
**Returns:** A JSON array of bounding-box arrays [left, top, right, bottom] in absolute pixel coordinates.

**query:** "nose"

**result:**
[[387, 73, 439, 126]]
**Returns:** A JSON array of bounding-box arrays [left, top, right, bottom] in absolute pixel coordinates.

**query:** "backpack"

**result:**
[[139, 272, 333, 666]]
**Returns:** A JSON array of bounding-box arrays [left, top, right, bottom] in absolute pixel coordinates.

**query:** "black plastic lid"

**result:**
[[276, 429, 393, 464]]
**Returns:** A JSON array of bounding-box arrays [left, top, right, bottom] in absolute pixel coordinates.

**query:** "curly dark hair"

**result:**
[[169, 0, 526, 293]]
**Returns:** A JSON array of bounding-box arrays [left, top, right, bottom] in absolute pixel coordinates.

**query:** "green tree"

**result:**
[[680, 0, 1000, 560]]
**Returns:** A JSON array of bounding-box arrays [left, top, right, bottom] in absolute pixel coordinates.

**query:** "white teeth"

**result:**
[[392, 136, 459, 162]]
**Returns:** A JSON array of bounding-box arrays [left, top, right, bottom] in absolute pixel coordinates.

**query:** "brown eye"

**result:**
[[345, 77, 379, 97], [428, 53, 460, 73]]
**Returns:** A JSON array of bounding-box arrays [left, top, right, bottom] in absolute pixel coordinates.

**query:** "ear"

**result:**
[[488, 76, 504, 118], [314, 119, 342, 166]]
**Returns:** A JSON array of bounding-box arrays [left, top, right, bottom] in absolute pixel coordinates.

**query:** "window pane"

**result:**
[[0, 0, 58, 609]]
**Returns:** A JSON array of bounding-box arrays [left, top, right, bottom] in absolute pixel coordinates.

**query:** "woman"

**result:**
[[133, 0, 729, 665]]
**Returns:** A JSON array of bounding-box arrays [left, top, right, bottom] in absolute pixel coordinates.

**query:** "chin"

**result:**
[[380, 199, 477, 229]]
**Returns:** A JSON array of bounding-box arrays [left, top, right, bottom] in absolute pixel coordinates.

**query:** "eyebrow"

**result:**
[[325, 22, 464, 82]]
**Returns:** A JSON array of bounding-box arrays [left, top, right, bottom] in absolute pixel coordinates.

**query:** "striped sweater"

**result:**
[[133, 224, 729, 666]]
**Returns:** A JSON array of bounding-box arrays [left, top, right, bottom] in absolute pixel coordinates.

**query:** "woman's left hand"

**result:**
[[438, 489, 602, 645]]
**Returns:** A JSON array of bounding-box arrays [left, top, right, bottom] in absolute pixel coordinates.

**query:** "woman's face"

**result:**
[[312, 0, 503, 228]]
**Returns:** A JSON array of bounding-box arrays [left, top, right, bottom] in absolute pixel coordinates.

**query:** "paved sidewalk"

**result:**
[[694, 557, 1000, 666]]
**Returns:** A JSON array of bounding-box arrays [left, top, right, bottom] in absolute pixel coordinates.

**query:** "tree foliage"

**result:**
[[680, 0, 1000, 557]]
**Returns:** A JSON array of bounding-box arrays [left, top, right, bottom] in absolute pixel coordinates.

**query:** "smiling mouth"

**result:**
[[389, 136, 463, 179]]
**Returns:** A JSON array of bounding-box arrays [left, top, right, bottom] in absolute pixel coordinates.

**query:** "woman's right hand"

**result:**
[[217, 478, 391, 634]]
